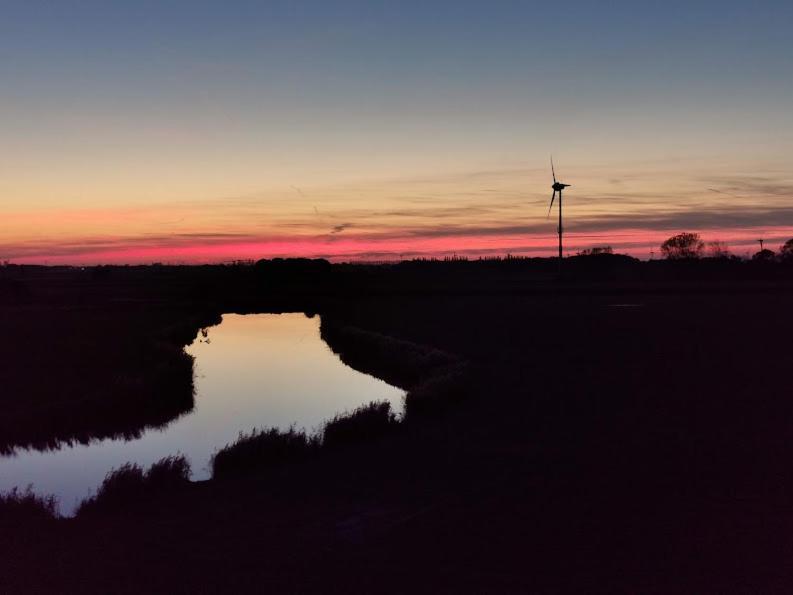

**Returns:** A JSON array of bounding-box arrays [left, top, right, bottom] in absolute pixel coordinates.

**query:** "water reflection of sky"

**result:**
[[0, 313, 404, 516]]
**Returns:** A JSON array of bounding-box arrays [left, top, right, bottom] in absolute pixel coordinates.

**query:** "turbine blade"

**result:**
[[551, 156, 557, 183], [547, 191, 556, 218]]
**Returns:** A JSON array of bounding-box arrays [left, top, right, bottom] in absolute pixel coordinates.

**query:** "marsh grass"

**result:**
[[143, 454, 192, 487], [211, 428, 320, 479], [322, 401, 399, 449], [77, 455, 191, 516], [211, 401, 400, 479], [0, 487, 58, 523]]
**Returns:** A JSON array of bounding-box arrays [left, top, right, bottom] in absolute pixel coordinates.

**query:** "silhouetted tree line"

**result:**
[[660, 232, 793, 262]]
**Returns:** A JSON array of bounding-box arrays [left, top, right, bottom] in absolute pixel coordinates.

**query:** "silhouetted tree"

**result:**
[[661, 233, 705, 260], [752, 249, 776, 262], [779, 239, 793, 261], [577, 246, 613, 256], [707, 241, 731, 259]]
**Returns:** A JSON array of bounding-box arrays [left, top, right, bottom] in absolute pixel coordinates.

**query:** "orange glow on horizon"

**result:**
[[6, 226, 791, 265], [2, 161, 791, 265]]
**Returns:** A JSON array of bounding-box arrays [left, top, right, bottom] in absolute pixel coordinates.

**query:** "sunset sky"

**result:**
[[2, 0, 792, 264]]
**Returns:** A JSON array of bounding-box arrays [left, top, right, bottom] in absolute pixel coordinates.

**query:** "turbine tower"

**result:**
[[547, 157, 571, 265]]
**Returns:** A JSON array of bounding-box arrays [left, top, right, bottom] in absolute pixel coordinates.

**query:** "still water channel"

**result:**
[[0, 313, 404, 515]]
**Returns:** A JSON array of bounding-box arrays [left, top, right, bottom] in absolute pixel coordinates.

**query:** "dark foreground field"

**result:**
[[2, 259, 793, 593]]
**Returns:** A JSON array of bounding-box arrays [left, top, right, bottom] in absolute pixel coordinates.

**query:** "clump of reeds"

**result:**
[[77, 455, 191, 516], [211, 402, 401, 479], [211, 428, 320, 480], [142, 454, 191, 487], [322, 401, 399, 449], [0, 487, 58, 523]]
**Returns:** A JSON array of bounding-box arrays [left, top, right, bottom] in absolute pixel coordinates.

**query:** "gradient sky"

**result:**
[[2, 0, 792, 263]]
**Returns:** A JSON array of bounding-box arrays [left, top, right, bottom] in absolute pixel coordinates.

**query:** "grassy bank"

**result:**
[[211, 428, 320, 480], [320, 320, 471, 421], [0, 488, 58, 525], [210, 401, 400, 480], [0, 305, 221, 454]]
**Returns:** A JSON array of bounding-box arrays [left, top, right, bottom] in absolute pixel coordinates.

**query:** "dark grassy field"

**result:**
[[2, 258, 793, 593]]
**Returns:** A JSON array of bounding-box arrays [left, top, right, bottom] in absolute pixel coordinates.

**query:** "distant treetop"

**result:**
[[576, 246, 613, 257], [707, 241, 731, 259], [661, 233, 705, 260], [780, 238, 793, 261], [752, 248, 776, 262]]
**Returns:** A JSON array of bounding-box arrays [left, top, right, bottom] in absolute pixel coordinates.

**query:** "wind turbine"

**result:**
[[547, 157, 571, 265], [757, 238, 765, 251]]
